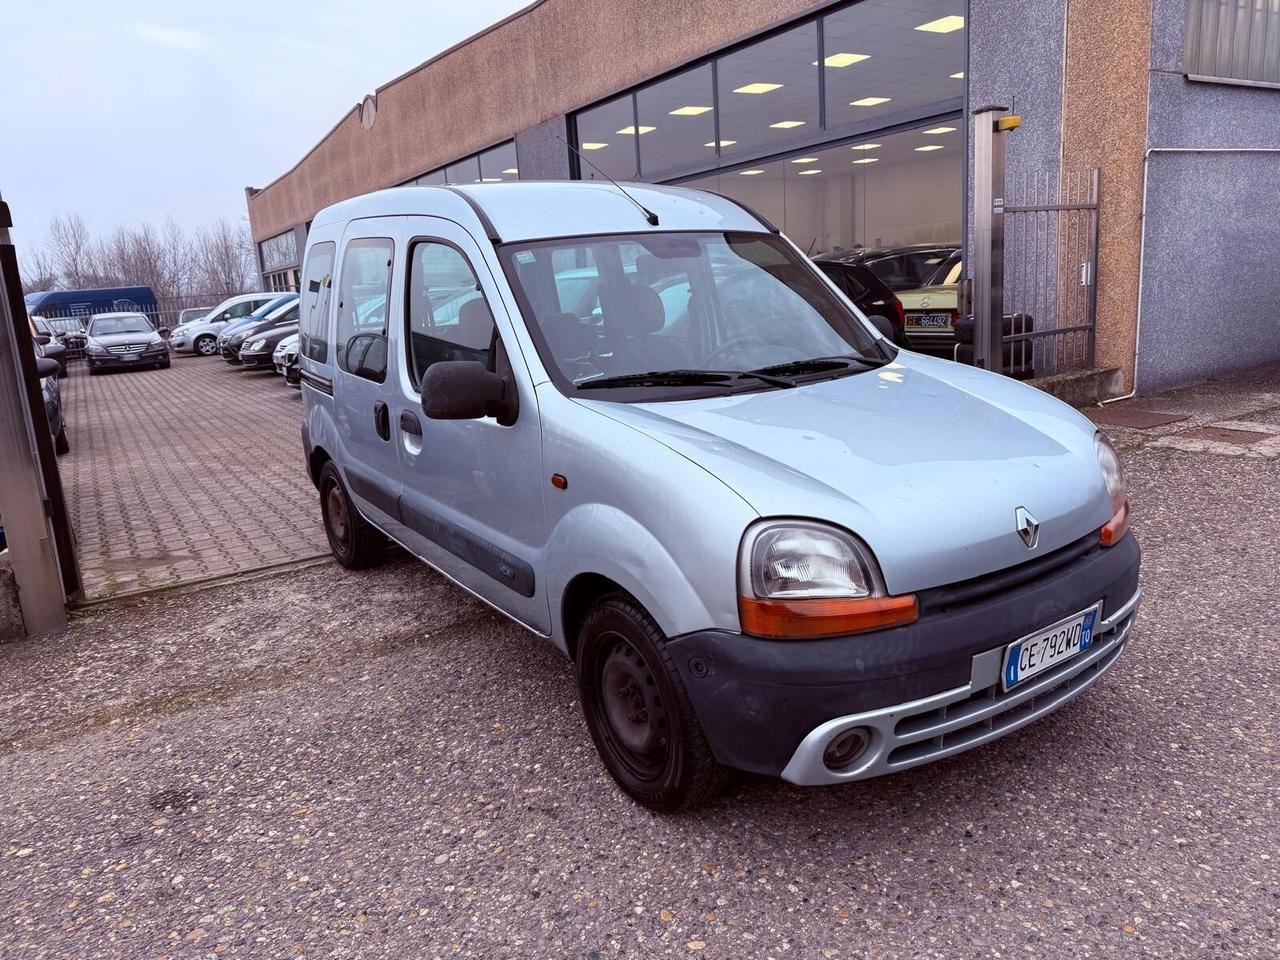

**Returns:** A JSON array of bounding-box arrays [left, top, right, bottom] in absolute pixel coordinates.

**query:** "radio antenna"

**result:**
[[557, 135, 659, 226]]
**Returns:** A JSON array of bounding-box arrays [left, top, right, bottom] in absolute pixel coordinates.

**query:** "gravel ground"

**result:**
[[1, 405, 1278, 958]]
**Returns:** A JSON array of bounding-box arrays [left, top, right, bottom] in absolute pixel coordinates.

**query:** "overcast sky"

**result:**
[[0, 0, 528, 248]]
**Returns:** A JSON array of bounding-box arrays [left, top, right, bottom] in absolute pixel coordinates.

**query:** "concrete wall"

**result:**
[[247, 0, 825, 242], [1135, 0, 1280, 392], [1060, 0, 1152, 390]]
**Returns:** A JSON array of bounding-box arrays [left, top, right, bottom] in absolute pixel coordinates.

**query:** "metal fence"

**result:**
[[1002, 169, 1100, 377]]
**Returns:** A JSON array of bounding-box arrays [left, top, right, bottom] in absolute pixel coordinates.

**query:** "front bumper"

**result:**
[[240, 348, 275, 368], [670, 531, 1141, 782], [87, 351, 168, 369], [221, 342, 245, 363]]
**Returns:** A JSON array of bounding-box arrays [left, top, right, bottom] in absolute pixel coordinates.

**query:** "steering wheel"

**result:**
[[702, 334, 809, 371]]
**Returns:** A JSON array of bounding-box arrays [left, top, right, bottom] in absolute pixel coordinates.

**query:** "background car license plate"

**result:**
[[909, 313, 952, 330], [1002, 603, 1101, 690]]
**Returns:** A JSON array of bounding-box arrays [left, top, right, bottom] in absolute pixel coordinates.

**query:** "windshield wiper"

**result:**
[[577, 368, 797, 390], [749, 353, 892, 378]]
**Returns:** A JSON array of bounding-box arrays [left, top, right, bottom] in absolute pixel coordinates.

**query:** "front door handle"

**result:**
[[399, 410, 422, 436], [374, 402, 390, 441]]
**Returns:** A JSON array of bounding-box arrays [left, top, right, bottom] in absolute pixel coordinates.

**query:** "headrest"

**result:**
[[599, 283, 664, 336], [634, 254, 663, 283], [456, 296, 494, 349]]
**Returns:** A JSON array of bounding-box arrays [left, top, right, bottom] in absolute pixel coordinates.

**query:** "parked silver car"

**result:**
[[299, 183, 1141, 810], [168, 293, 283, 355]]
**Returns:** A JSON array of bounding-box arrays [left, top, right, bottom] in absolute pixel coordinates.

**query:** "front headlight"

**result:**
[[87, 342, 107, 355], [248, 338, 267, 351], [1095, 434, 1130, 546], [737, 520, 917, 638]]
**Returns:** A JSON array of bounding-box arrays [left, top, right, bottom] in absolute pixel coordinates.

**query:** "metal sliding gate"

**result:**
[[1003, 169, 1100, 377], [971, 107, 1100, 379]]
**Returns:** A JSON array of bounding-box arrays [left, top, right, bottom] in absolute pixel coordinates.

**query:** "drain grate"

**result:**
[[1087, 407, 1189, 429]]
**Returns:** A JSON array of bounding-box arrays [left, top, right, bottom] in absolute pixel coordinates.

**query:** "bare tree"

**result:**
[[192, 219, 257, 298], [45, 213, 100, 288], [18, 245, 58, 294], [22, 212, 261, 306]]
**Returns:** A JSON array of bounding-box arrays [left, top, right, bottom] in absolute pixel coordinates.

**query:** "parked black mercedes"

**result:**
[[239, 319, 300, 369], [84, 312, 170, 374], [221, 299, 300, 365], [812, 256, 908, 347]]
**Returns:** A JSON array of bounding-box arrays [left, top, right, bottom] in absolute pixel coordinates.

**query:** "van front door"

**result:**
[[393, 218, 548, 634], [331, 217, 404, 533]]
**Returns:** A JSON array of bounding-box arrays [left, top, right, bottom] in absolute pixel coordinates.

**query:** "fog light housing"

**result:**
[[822, 726, 871, 771]]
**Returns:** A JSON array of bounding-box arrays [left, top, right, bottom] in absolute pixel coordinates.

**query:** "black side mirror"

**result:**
[[33, 334, 51, 345], [422, 361, 515, 423], [866, 314, 896, 342], [35, 356, 60, 378]]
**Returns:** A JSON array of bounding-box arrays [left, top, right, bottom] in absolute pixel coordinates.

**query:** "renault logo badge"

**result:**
[[1015, 507, 1040, 549]]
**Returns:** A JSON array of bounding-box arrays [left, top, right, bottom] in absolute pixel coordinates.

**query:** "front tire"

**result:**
[[318, 461, 384, 569], [194, 334, 217, 357], [55, 426, 69, 455], [576, 594, 729, 812]]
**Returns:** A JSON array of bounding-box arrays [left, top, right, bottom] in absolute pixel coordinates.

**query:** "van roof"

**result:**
[[311, 181, 770, 244]]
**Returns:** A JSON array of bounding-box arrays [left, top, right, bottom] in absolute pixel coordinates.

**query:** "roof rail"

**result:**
[[439, 186, 503, 243], [706, 191, 780, 233]]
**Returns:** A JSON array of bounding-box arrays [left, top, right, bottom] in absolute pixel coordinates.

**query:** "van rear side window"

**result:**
[[300, 241, 336, 363], [335, 238, 394, 383]]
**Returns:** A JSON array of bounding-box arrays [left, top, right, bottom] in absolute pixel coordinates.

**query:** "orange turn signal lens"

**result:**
[[1100, 501, 1130, 546], [739, 594, 919, 639]]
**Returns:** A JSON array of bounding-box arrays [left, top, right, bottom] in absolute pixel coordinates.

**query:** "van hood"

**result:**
[[580, 352, 1112, 595]]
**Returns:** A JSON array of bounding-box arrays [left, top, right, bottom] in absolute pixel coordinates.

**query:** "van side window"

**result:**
[[405, 241, 496, 389], [335, 238, 393, 383], [299, 241, 335, 362]]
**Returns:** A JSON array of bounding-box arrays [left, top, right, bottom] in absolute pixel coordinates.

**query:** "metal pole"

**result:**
[[971, 106, 1008, 374], [0, 197, 69, 635]]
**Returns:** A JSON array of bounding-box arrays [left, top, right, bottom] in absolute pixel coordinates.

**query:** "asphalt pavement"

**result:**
[[1, 373, 1277, 959]]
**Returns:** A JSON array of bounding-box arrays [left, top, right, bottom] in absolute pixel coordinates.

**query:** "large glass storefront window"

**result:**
[[636, 65, 716, 180], [478, 141, 519, 182], [574, 95, 638, 180], [821, 0, 966, 129], [715, 22, 819, 160], [680, 123, 962, 258]]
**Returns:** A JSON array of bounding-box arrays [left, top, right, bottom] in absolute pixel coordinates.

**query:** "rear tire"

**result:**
[[55, 426, 69, 455], [576, 594, 729, 812], [318, 461, 384, 569]]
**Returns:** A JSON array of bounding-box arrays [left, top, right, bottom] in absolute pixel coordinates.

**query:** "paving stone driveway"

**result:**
[[59, 355, 327, 599]]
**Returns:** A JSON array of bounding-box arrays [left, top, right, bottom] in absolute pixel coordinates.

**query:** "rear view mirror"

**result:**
[[422, 361, 512, 422], [33, 334, 51, 345], [35, 356, 60, 378]]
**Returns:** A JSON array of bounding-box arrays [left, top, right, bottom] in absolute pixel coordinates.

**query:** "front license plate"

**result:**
[[1001, 603, 1101, 691], [908, 312, 952, 330]]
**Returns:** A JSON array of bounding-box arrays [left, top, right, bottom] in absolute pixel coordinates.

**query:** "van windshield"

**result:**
[[499, 231, 889, 397]]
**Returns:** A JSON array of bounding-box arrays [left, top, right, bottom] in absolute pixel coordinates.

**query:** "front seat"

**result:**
[[598, 283, 692, 373], [455, 296, 495, 353]]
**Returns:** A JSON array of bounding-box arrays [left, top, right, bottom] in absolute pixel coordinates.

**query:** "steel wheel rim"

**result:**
[[325, 483, 349, 548], [597, 632, 669, 780]]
